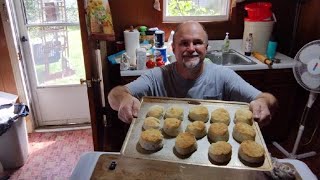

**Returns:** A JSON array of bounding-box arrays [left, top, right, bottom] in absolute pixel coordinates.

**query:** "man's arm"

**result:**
[[108, 85, 141, 123], [249, 92, 278, 127]]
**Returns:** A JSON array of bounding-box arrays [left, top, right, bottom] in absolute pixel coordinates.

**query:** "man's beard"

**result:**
[[182, 51, 201, 69]]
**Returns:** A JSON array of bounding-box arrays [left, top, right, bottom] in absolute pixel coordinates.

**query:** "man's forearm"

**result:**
[[108, 86, 131, 111]]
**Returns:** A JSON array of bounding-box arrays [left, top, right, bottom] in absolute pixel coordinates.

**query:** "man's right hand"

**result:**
[[118, 94, 141, 123], [108, 86, 141, 124]]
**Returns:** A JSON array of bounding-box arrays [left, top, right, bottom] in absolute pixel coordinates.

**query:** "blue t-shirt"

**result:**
[[126, 62, 261, 102]]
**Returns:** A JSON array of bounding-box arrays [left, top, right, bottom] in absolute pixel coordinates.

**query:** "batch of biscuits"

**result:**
[[137, 104, 266, 166]]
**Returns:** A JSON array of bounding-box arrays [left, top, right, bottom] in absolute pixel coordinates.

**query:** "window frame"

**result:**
[[163, 0, 231, 23]]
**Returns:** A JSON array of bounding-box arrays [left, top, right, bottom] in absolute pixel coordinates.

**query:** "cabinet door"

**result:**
[[238, 69, 298, 142]]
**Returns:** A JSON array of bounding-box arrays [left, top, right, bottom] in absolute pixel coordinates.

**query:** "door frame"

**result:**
[[11, 0, 91, 127], [77, 0, 103, 151], [1, 0, 35, 131], [2, 0, 102, 150]]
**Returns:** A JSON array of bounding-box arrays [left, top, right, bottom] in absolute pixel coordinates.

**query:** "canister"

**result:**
[[153, 46, 167, 62], [154, 30, 165, 48]]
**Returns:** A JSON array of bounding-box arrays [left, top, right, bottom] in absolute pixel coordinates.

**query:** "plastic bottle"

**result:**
[[166, 30, 175, 60], [139, 26, 147, 44], [244, 33, 253, 56], [266, 35, 278, 59], [136, 48, 147, 70], [222, 32, 230, 53]]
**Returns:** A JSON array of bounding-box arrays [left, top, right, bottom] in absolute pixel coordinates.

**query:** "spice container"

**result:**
[[244, 33, 253, 56]]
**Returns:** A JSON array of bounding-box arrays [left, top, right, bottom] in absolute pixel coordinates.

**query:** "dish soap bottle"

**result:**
[[222, 32, 230, 53], [244, 33, 253, 56]]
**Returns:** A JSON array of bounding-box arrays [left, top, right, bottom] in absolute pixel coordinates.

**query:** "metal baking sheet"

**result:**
[[121, 96, 273, 172]]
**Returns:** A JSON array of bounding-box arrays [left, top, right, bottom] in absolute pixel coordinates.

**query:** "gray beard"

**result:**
[[183, 57, 200, 69], [183, 59, 203, 73]]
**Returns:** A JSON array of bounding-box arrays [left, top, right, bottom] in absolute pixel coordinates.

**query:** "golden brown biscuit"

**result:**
[[188, 105, 209, 122], [185, 121, 207, 139], [139, 129, 164, 151], [175, 132, 197, 155], [232, 122, 256, 143], [165, 106, 184, 120], [208, 123, 229, 142], [163, 118, 182, 137], [146, 105, 164, 119], [210, 108, 230, 125], [208, 141, 232, 164], [234, 108, 253, 125], [143, 117, 161, 130], [239, 140, 265, 164]]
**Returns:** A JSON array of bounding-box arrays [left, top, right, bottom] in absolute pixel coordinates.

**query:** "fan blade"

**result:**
[[301, 72, 320, 90], [299, 44, 320, 64]]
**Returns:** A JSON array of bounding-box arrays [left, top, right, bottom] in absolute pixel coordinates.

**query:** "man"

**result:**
[[108, 21, 278, 126]]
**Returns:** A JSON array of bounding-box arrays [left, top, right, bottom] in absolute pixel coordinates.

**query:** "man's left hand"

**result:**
[[249, 98, 272, 127]]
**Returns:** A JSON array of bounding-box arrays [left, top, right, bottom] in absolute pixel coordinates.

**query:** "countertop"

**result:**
[[120, 39, 295, 77]]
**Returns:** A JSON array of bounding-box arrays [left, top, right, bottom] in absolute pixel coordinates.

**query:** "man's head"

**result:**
[[172, 21, 208, 70]]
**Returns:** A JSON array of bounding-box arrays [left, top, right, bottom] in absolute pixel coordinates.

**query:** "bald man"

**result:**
[[108, 21, 278, 127]]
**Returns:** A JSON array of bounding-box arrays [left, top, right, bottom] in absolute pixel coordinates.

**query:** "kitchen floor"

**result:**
[[6, 128, 93, 180]]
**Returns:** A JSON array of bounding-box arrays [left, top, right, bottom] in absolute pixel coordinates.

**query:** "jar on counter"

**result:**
[[136, 48, 147, 70]]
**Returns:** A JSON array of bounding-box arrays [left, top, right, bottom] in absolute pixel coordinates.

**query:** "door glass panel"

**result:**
[[24, 0, 84, 86]]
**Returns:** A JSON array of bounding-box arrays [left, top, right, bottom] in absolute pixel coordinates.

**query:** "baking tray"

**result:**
[[121, 96, 273, 172]]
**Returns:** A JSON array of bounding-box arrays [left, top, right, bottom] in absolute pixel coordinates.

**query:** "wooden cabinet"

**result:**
[[237, 69, 298, 143], [103, 67, 298, 151]]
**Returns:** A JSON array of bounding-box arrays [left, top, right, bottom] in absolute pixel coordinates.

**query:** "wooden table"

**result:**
[[70, 152, 317, 180]]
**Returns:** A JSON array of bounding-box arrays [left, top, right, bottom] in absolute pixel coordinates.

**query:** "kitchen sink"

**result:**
[[205, 49, 257, 66]]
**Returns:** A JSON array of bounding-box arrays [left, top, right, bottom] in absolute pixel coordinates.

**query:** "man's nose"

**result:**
[[187, 43, 195, 51]]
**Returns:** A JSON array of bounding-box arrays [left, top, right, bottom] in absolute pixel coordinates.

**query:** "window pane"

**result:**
[[164, 0, 230, 22], [166, 0, 227, 16], [24, 0, 79, 24], [29, 26, 85, 86]]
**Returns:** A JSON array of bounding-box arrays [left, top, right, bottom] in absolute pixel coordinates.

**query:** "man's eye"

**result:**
[[194, 41, 204, 46], [181, 42, 189, 46]]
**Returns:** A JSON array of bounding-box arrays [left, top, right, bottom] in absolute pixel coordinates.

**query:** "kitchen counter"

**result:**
[[120, 39, 294, 77]]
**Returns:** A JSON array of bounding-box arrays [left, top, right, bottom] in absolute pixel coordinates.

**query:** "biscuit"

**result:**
[[232, 122, 256, 143], [188, 105, 209, 122], [210, 108, 230, 125], [175, 132, 197, 155], [208, 141, 232, 164], [143, 117, 161, 130], [208, 123, 229, 142], [164, 106, 184, 120], [234, 108, 253, 125], [239, 140, 265, 164], [146, 105, 164, 119], [163, 118, 182, 137], [185, 121, 207, 139], [139, 129, 164, 151]]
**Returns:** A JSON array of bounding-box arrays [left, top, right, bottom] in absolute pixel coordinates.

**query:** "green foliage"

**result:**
[[23, 0, 79, 23], [168, 0, 215, 16]]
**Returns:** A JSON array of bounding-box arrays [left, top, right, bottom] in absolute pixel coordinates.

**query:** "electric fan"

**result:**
[[272, 40, 320, 159]]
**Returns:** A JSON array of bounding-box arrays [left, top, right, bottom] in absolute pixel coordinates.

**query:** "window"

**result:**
[[163, 0, 231, 22]]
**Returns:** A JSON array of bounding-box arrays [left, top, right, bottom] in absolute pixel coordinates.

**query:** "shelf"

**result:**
[[90, 33, 115, 41]]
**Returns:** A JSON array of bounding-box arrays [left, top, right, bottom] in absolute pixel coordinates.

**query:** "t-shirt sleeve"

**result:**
[[125, 70, 154, 100], [222, 68, 261, 102]]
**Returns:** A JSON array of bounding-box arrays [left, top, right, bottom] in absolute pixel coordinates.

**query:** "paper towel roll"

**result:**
[[124, 29, 140, 66]]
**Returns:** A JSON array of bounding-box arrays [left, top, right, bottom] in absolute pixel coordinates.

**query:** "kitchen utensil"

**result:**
[[252, 52, 273, 65], [121, 97, 273, 172]]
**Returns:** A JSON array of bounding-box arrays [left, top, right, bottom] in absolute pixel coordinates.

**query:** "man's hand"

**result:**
[[118, 95, 140, 123], [108, 86, 141, 124], [249, 93, 278, 127]]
